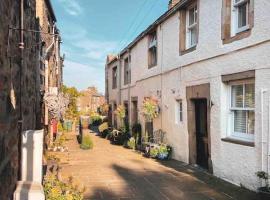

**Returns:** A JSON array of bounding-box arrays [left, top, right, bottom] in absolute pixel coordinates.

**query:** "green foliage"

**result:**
[[57, 122, 64, 133], [98, 122, 108, 133], [150, 146, 159, 158], [43, 174, 84, 200], [127, 137, 136, 150], [80, 135, 94, 150], [90, 113, 102, 126], [142, 97, 159, 122], [62, 85, 81, 120], [256, 171, 269, 189], [99, 103, 109, 115]]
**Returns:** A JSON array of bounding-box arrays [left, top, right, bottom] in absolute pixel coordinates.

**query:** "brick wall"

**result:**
[[0, 0, 41, 199]]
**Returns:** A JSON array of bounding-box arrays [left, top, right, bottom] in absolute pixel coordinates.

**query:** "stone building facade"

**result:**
[[36, 0, 64, 127], [0, 0, 42, 199], [106, 0, 270, 191], [77, 87, 105, 113]]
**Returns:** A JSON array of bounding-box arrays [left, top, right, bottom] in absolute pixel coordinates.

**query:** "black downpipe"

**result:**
[[18, 0, 24, 181]]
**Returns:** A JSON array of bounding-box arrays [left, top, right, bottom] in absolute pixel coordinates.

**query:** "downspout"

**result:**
[[268, 97, 270, 184], [261, 89, 267, 175], [44, 24, 55, 127], [160, 24, 164, 131], [127, 49, 131, 129], [118, 54, 122, 104], [18, 0, 24, 180]]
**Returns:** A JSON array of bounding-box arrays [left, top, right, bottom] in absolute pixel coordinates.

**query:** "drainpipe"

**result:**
[[127, 49, 131, 129], [18, 0, 24, 180], [268, 97, 270, 184], [261, 89, 268, 175], [118, 54, 122, 104]]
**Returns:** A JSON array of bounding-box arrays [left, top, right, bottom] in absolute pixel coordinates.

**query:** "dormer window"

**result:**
[[148, 31, 157, 68]]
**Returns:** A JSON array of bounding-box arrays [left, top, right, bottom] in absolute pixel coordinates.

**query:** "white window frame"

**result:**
[[186, 3, 198, 49], [175, 99, 183, 124], [228, 79, 255, 142], [232, 0, 250, 35]]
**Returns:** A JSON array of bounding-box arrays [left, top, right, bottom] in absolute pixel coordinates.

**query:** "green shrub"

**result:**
[[43, 174, 84, 200], [98, 122, 108, 133], [80, 135, 93, 150], [150, 146, 159, 158], [127, 137, 136, 150], [90, 114, 102, 126]]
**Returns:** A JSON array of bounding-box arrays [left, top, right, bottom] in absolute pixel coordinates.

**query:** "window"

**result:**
[[179, 1, 198, 54], [175, 100, 183, 123], [112, 66, 117, 89], [124, 58, 131, 85], [221, 0, 254, 44], [148, 31, 157, 68], [229, 81, 255, 141], [186, 4, 198, 48], [232, 0, 250, 34]]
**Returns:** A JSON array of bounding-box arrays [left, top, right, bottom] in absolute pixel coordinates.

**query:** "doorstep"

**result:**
[[13, 181, 45, 200]]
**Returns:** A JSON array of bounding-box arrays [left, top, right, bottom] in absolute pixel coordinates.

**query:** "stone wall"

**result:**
[[0, 0, 41, 199]]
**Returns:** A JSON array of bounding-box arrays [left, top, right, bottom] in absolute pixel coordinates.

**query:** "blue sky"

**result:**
[[51, 0, 168, 93]]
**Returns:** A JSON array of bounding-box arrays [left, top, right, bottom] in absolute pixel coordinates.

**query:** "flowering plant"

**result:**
[[141, 97, 159, 122], [99, 103, 109, 115], [114, 105, 126, 120]]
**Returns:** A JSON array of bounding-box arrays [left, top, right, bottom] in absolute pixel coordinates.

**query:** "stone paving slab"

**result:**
[[58, 130, 260, 200]]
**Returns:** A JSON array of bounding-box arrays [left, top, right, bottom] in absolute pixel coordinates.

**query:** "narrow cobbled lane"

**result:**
[[59, 131, 259, 200]]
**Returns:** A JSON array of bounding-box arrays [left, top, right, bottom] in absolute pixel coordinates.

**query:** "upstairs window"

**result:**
[[221, 0, 254, 44], [229, 81, 255, 141], [232, 0, 250, 34], [186, 4, 198, 48], [148, 31, 157, 68], [112, 66, 117, 89], [179, 0, 198, 54], [124, 57, 131, 85]]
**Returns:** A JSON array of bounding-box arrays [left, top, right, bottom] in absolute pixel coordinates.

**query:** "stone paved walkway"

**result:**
[[59, 131, 260, 200]]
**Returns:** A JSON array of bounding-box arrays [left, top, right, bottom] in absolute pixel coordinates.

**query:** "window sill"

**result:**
[[222, 28, 251, 44], [180, 45, 196, 56], [148, 64, 157, 69], [221, 137, 254, 147]]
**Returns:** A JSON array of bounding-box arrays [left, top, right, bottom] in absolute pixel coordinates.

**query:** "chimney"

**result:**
[[168, 0, 180, 9]]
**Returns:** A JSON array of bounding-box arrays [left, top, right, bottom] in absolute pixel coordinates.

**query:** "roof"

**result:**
[[107, 0, 188, 65], [45, 0, 57, 22]]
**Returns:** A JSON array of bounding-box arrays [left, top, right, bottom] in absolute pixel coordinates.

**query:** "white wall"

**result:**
[[106, 0, 270, 190]]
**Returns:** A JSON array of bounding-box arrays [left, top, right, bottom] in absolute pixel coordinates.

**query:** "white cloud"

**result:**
[[58, 0, 83, 16], [63, 60, 105, 93]]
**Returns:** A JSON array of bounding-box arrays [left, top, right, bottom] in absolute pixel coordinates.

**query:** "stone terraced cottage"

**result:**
[[105, 0, 270, 191]]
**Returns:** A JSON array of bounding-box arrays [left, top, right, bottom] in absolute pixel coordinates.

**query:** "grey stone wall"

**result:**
[[0, 0, 41, 199]]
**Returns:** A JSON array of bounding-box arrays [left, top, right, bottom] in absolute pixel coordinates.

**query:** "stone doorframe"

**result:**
[[186, 83, 213, 173]]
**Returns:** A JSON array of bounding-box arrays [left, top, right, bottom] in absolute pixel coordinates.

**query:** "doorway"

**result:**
[[194, 99, 208, 169], [186, 83, 212, 172]]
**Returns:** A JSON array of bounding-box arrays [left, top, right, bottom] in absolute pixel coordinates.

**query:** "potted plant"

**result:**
[[256, 171, 270, 199], [127, 137, 136, 150], [141, 97, 160, 145], [141, 97, 160, 122]]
